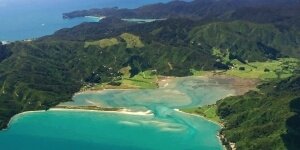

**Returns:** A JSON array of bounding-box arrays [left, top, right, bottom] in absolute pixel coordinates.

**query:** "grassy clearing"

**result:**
[[181, 105, 222, 124], [119, 67, 158, 89], [84, 33, 144, 49], [209, 46, 299, 80], [81, 67, 158, 91], [84, 38, 119, 48], [120, 33, 144, 48], [190, 58, 298, 80], [190, 69, 209, 76], [225, 58, 299, 80]]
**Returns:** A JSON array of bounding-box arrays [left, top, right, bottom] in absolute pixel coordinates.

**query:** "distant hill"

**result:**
[[62, 0, 300, 58], [51, 17, 300, 60], [63, 0, 300, 29]]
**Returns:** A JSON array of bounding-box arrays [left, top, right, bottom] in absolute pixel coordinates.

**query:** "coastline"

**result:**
[[3, 110, 47, 131], [1, 73, 257, 150], [77, 73, 258, 96], [50, 108, 153, 116], [175, 73, 257, 150], [176, 106, 237, 150], [73, 88, 138, 96], [3, 107, 153, 132], [84, 15, 106, 21], [198, 72, 259, 95], [1, 41, 10, 45], [174, 109, 223, 127], [173, 109, 229, 150], [77, 75, 175, 94]]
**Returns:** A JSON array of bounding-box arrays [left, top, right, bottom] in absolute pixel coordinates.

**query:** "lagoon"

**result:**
[[0, 77, 236, 150]]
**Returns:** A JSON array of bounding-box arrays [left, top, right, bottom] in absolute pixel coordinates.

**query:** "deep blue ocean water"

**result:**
[[0, 0, 172, 41]]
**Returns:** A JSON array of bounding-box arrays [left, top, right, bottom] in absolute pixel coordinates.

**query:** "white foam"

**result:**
[[118, 109, 153, 116], [1, 41, 9, 45], [119, 121, 140, 126], [84, 16, 106, 21]]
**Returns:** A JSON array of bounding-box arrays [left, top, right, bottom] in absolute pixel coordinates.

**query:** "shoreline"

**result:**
[[174, 109, 223, 127], [73, 88, 138, 96], [175, 108, 236, 150], [77, 73, 258, 96], [200, 72, 259, 95], [3, 110, 47, 131], [1, 72, 258, 150], [50, 108, 153, 116], [2, 107, 154, 132], [84, 15, 106, 21], [77, 75, 176, 94], [174, 109, 228, 150]]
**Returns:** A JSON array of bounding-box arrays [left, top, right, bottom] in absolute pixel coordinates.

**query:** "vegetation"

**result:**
[[217, 76, 300, 149], [84, 33, 144, 49], [212, 48, 230, 64], [84, 38, 119, 48], [189, 21, 299, 61], [118, 69, 158, 89], [81, 68, 158, 91], [63, 0, 300, 32], [181, 105, 221, 124], [120, 33, 144, 48], [225, 58, 299, 80], [190, 69, 208, 76]]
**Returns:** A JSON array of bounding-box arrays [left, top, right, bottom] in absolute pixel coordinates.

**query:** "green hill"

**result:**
[[217, 75, 300, 149], [189, 21, 300, 61]]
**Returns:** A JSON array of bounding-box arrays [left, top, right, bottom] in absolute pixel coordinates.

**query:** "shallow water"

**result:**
[[0, 110, 223, 150], [65, 77, 234, 109], [0, 77, 234, 150]]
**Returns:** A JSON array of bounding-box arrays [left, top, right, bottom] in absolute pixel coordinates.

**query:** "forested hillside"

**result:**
[[217, 75, 300, 149]]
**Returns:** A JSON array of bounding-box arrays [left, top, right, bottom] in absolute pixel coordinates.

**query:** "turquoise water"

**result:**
[[0, 0, 173, 41], [67, 77, 234, 109], [0, 77, 235, 150], [0, 110, 222, 150]]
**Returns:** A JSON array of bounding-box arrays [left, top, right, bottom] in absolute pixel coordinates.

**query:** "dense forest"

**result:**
[[0, 0, 300, 149], [217, 75, 300, 149]]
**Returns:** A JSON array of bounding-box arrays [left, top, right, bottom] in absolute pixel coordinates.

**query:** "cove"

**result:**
[[0, 77, 236, 150]]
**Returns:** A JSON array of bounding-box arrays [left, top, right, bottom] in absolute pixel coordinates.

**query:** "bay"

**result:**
[[0, 77, 235, 150]]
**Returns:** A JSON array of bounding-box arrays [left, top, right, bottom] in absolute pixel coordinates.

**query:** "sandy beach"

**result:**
[[50, 108, 153, 116]]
